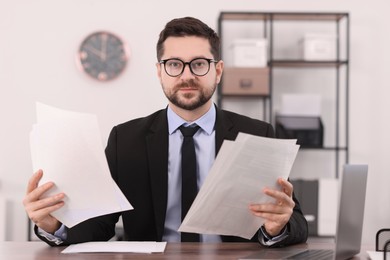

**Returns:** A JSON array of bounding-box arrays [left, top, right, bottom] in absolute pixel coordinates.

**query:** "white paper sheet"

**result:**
[[30, 103, 133, 228], [179, 133, 299, 239], [61, 241, 167, 254], [367, 250, 389, 260], [279, 93, 321, 116]]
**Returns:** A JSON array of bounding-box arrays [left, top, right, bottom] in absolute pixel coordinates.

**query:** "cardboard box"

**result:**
[[222, 67, 269, 96], [301, 34, 337, 61], [231, 39, 268, 67]]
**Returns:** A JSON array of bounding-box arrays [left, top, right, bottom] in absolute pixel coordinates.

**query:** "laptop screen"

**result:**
[[334, 164, 368, 260]]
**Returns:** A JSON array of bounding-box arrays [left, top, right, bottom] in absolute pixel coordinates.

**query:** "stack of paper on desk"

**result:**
[[61, 241, 167, 254], [179, 133, 299, 239], [30, 103, 133, 228]]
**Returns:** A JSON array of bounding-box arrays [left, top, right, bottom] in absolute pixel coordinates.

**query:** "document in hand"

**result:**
[[30, 103, 133, 228], [178, 133, 299, 239]]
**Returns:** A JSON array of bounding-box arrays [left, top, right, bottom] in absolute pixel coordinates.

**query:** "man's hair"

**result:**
[[156, 17, 220, 61]]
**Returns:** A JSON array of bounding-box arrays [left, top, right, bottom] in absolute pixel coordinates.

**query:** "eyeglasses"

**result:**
[[159, 58, 218, 77]]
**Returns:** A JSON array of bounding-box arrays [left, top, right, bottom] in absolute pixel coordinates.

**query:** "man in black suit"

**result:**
[[23, 17, 308, 247]]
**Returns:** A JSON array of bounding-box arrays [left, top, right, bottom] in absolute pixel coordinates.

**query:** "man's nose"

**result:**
[[180, 64, 195, 79]]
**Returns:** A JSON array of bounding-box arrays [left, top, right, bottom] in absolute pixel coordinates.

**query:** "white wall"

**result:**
[[1, 0, 389, 243]]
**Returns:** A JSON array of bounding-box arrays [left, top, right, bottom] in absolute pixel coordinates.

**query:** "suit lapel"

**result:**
[[145, 109, 169, 241], [215, 107, 238, 154]]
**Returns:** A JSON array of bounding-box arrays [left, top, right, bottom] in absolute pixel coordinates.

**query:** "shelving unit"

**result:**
[[217, 12, 349, 179]]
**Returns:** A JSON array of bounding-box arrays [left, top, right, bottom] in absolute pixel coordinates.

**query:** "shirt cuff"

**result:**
[[258, 225, 288, 246], [37, 225, 67, 245]]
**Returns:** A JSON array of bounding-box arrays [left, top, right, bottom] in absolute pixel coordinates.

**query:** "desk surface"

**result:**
[[0, 241, 371, 260]]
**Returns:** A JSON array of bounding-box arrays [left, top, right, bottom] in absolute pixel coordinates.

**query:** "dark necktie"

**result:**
[[179, 125, 200, 242]]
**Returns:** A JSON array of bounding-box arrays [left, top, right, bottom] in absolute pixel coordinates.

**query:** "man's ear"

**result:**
[[156, 62, 163, 83], [215, 60, 224, 84]]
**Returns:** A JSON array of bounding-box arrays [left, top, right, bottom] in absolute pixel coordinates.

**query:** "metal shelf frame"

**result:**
[[217, 11, 349, 178]]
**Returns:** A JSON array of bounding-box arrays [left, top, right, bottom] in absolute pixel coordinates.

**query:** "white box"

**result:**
[[279, 94, 322, 117], [317, 178, 338, 236], [231, 39, 267, 67], [301, 34, 337, 61]]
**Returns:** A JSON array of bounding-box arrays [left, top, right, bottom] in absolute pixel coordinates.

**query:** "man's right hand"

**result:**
[[22, 169, 65, 234]]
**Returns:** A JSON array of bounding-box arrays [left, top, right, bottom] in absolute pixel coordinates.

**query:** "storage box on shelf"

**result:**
[[276, 116, 324, 148], [231, 38, 268, 67], [222, 67, 269, 96], [301, 33, 337, 61]]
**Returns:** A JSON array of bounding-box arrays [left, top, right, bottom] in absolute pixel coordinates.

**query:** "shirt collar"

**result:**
[[167, 104, 216, 135]]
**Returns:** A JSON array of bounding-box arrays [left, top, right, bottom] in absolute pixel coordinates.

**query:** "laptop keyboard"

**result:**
[[286, 249, 334, 260]]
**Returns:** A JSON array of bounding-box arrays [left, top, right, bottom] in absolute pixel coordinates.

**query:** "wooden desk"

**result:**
[[0, 241, 371, 259]]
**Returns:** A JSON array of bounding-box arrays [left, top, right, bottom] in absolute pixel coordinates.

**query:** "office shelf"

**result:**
[[218, 11, 349, 178]]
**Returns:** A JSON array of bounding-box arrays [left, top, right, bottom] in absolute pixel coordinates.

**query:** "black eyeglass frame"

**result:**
[[159, 58, 219, 77]]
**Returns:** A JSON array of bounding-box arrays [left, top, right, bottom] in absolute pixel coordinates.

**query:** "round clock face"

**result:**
[[77, 31, 129, 81]]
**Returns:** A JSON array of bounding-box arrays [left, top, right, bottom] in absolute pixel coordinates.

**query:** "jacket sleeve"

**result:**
[[266, 195, 309, 247], [34, 212, 119, 246]]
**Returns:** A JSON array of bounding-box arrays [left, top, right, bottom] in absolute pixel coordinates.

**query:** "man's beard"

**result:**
[[163, 79, 216, 111]]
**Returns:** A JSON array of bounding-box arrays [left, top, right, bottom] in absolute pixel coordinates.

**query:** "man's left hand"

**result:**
[[249, 178, 295, 237]]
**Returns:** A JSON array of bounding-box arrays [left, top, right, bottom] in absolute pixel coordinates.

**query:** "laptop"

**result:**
[[241, 164, 368, 260]]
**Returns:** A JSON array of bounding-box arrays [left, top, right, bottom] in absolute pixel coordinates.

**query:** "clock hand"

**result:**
[[101, 34, 108, 61], [84, 45, 104, 60]]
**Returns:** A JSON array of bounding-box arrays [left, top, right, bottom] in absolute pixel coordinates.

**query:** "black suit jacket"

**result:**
[[36, 106, 308, 246]]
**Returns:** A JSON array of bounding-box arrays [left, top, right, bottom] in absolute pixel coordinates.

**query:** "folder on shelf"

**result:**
[[276, 116, 324, 148]]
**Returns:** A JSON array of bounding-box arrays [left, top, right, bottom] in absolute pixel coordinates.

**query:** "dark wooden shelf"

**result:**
[[219, 12, 348, 22], [218, 93, 270, 98], [270, 60, 348, 68], [299, 146, 348, 151]]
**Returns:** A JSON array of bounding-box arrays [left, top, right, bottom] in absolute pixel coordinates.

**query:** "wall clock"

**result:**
[[77, 31, 129, 81]]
